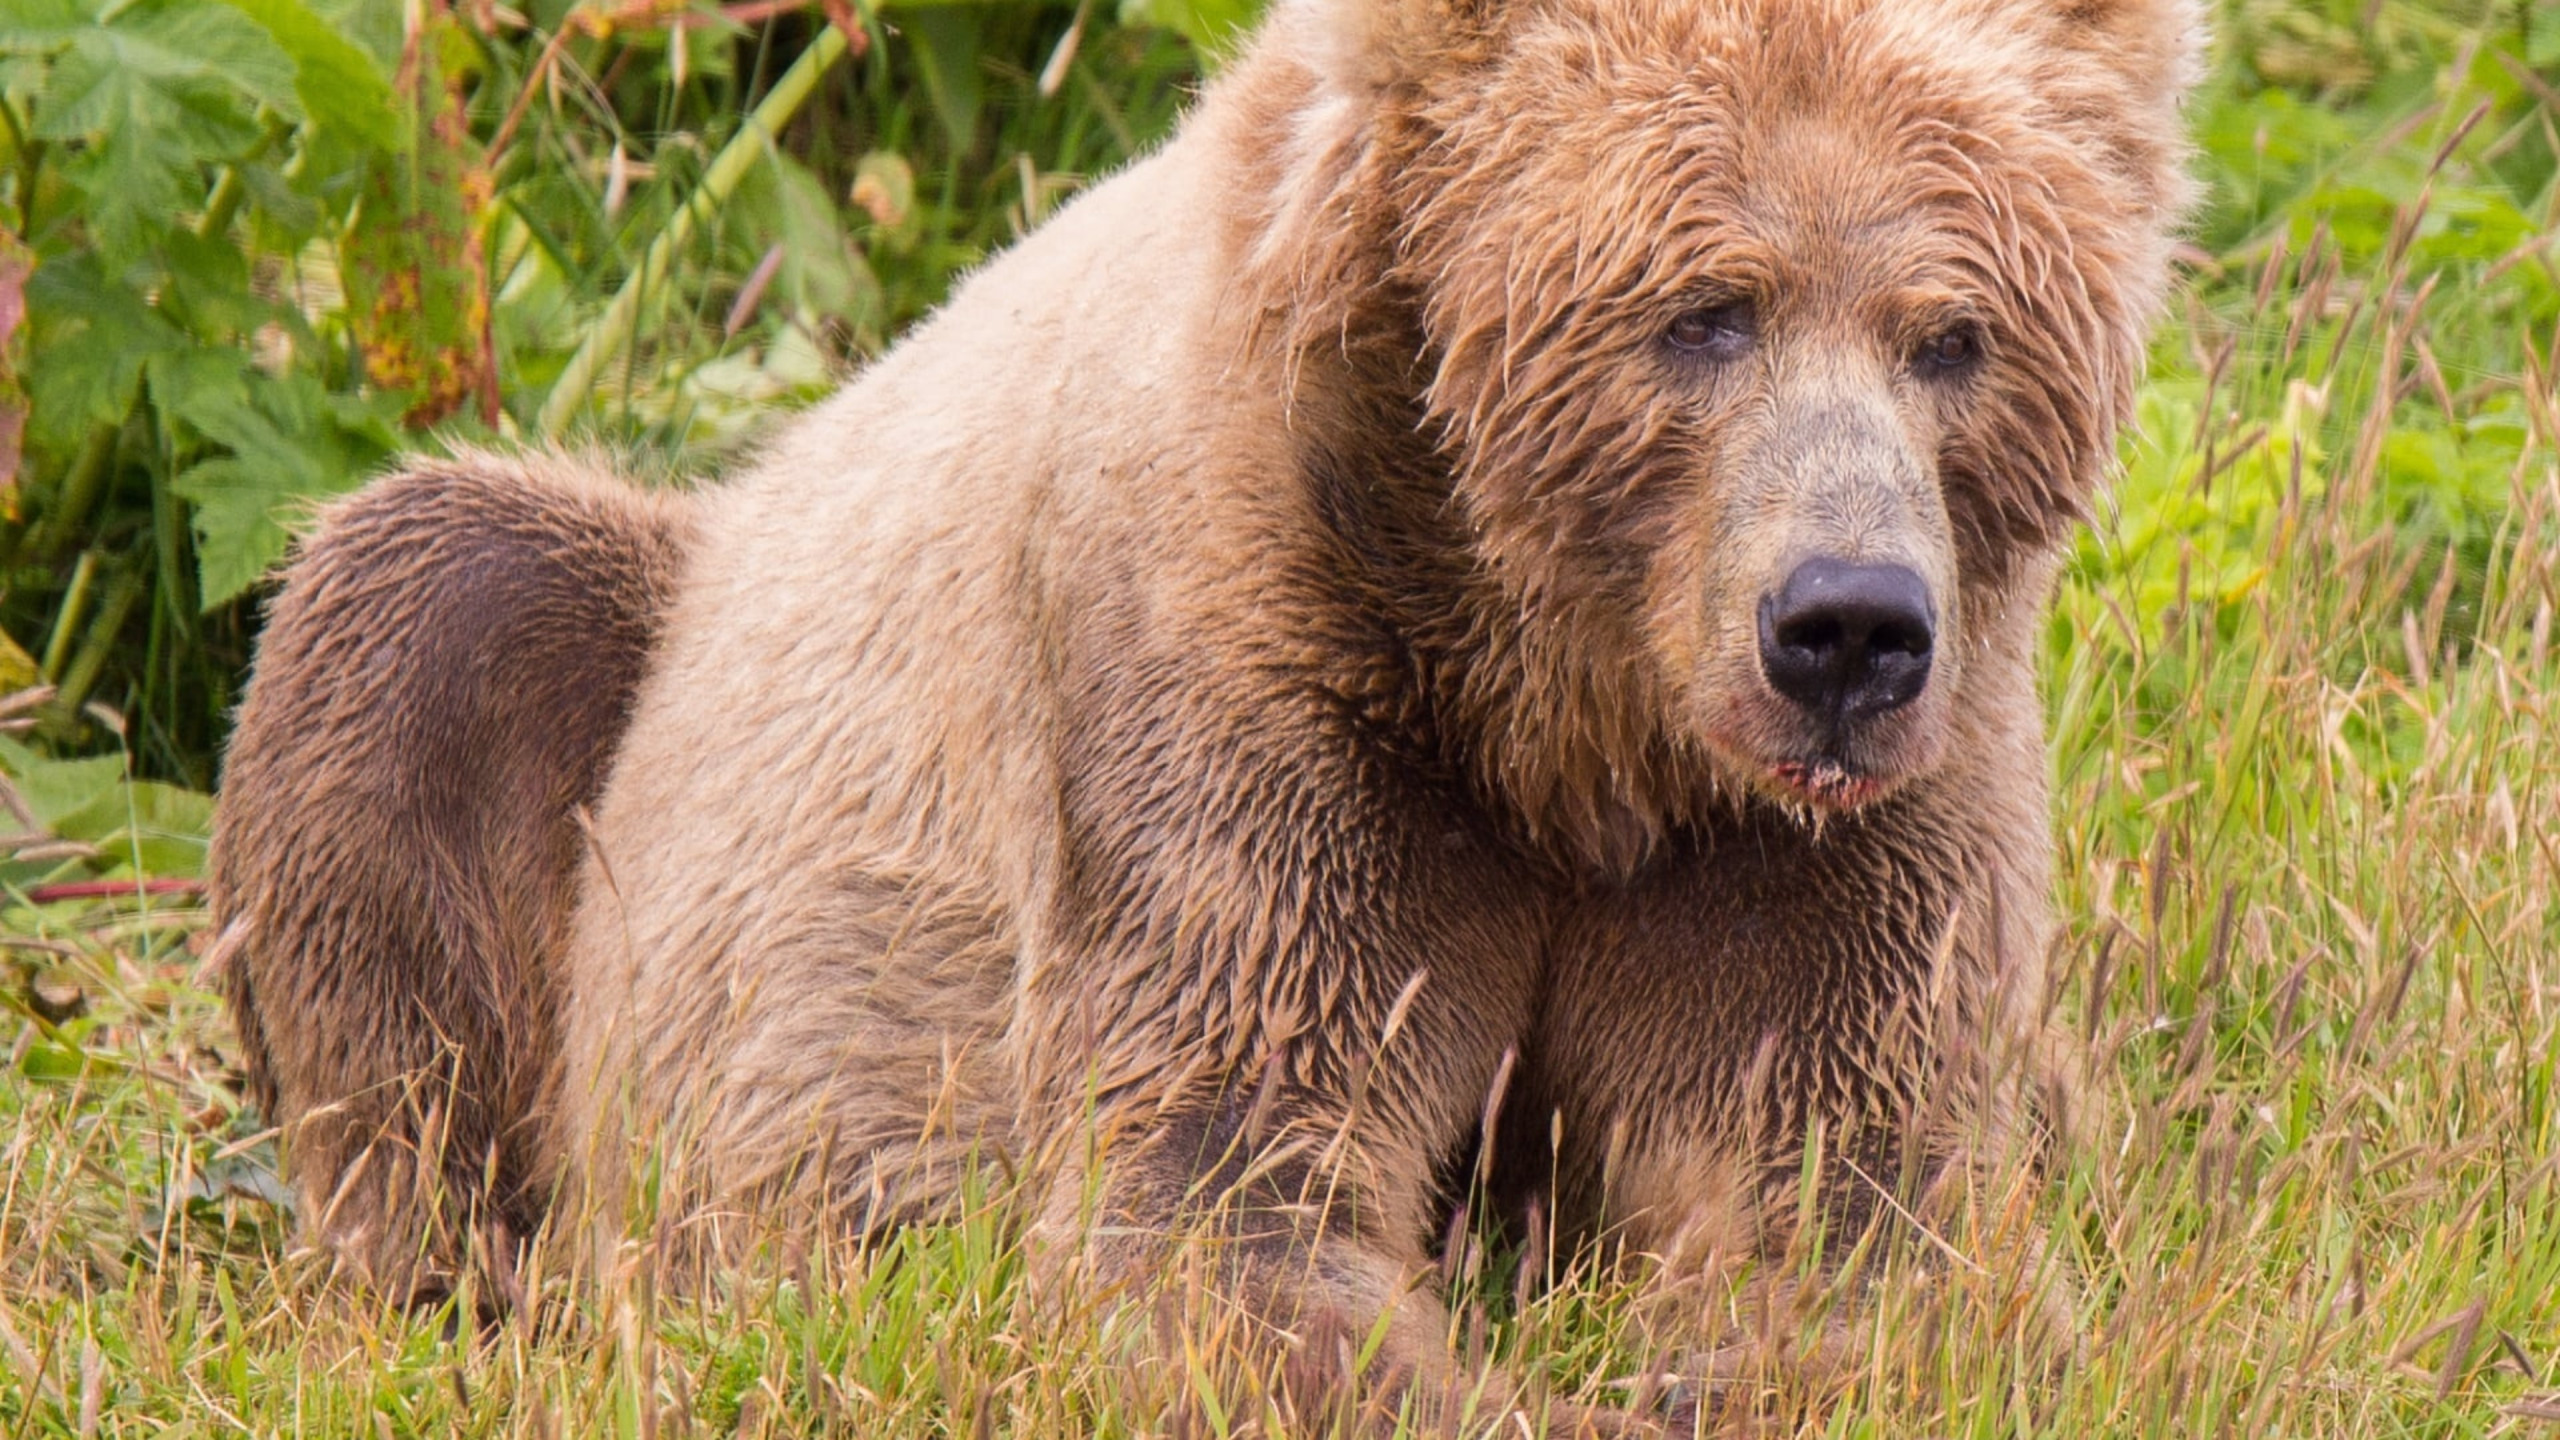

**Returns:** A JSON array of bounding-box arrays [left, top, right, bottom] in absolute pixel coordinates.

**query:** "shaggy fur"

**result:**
[[213, 453, 693, 1291], [214, 0, 2198, 1425]]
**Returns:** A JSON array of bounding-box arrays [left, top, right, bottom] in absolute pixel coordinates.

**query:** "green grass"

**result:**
[[6, 0, 2560, 1435]]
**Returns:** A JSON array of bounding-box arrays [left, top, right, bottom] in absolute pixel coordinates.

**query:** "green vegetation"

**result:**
[[0, 0, 1205, 782], [3, 0, 2558, 1434]]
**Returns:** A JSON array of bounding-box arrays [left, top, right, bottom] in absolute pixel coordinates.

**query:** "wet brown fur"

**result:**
[[212, 453, 694, 1292], [214, 0, 2197, 1424]]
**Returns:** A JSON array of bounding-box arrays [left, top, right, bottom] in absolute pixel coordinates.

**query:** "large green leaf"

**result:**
[[51, 779, 214, 877], [16, 0, 299, 266], [21, 256, 187, 454], [0, 736, 213, 879], [729, 147, 866, 322], [219, 0, 396, 151], [0, 738, 125, 830], [0, 0, 85, 51], [162, 368, 391, 606]]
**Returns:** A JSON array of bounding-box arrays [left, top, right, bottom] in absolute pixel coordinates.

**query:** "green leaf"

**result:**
[[26, 31, 143, 139], [219, 0, 396, 150], [55, 131, 189, 266], [26, 3, 294, 126], [160, 229, 268, 339], [730, 148, 862, 320], [169, 456, 301, 605], [18, 0, 300, 264], [120, 1, 298, 112], [0, 0, 89, 58], [237, 159, 322, 236], [21, 256, 186, 452], [146, 346, 260, 441], [53, 776, 213, 843], [20, 1041, 95, 1083], [904, 7, 985, 153], [0, 737, 207, 879], [2532, 4, 2560, 68], [163, 369, 384, 606], [1118, 0, 1254, 53], [51, 778, 214, 876], [0, 736, 125, 829]]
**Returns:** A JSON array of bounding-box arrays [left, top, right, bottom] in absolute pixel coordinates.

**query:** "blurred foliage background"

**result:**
[[0, 0, 1215, 787], [0, 0, 2552, 793]]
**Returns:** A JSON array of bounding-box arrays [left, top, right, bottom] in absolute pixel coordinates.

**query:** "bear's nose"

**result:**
[[1756, 558, 1935, 720]]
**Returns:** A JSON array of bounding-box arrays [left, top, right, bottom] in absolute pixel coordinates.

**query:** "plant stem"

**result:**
[[21, 426, 116, 569], [195, 115, 293, 243], [55, 564, 144, 721], [39, 550, 97, 682], [536, 26, 852, 438], [196, 170, 247, 244]]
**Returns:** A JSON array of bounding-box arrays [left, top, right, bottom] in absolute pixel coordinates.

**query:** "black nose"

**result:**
[[1757, 558, 1935, 720]]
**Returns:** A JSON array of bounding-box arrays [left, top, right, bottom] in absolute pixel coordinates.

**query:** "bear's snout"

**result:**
[[1755, 557, 1936, 723]]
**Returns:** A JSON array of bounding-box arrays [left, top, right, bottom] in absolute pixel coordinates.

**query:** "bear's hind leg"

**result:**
[[210, 451, 693, 1297]]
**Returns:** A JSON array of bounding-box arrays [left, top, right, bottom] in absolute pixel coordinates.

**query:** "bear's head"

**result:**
[[1237, 0, 2200, 861]]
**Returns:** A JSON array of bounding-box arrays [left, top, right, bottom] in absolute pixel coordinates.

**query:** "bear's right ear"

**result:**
[[1226, 0, 1499, 367], [2029, 0, 2208, 218], [2044, 0, 2209, 115], [1282, 0, 1500, 101]]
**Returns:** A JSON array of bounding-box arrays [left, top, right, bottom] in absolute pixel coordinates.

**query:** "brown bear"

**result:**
[[210, 0, 2199, 1426]]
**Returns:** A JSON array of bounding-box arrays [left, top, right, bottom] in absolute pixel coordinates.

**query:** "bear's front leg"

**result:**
[[1508, 763, 2067, 1396], [1022, 1075, 1667, 1435], [1008, 693, 1623, 1432], [1022, 1077, 1493, 1432]]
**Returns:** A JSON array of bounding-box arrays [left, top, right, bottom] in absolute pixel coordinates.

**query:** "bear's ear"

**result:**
[[2027, 0, 2208, 215], [2046, 0, 2209, 111], [1281, 0, 1500, 101]]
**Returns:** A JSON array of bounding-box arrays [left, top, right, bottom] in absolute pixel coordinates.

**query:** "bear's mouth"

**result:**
[[1700, 709, 1930, 817], [1766, 758, 1886, 812]]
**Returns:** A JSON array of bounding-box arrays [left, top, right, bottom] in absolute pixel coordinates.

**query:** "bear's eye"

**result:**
[[1665, 303, 1755, 361], [1917, 325, 1982, 375]]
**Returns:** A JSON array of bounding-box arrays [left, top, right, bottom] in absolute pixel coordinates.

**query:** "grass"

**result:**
[[5, 1, 2560, 1436]]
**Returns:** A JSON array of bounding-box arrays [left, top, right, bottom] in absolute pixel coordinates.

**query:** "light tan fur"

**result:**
[[214, 0, 2198, 1426]]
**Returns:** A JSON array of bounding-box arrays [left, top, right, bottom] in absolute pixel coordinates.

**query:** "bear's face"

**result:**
[[1390, 0, 2192, 818]]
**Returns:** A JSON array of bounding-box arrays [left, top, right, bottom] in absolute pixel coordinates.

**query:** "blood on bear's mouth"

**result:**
[[1700, 718, 1902, 814], [1767, 758, 1886, 811]]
